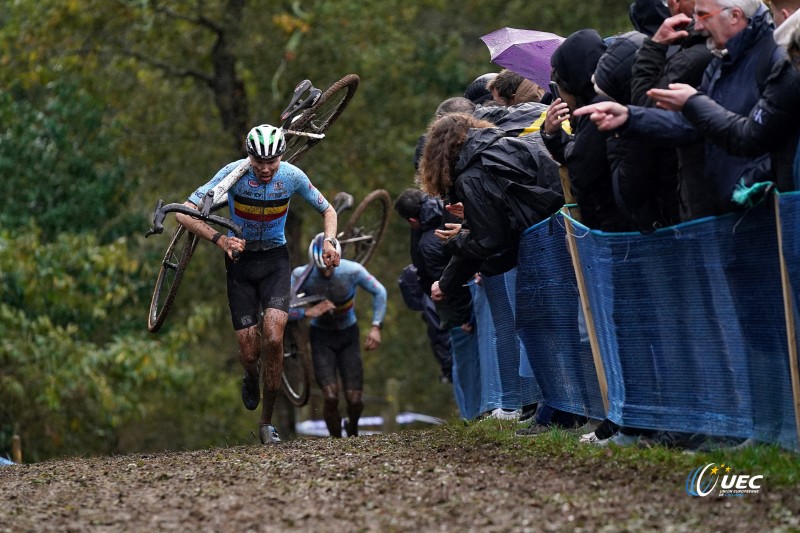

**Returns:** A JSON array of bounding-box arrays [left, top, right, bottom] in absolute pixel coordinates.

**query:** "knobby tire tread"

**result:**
[[147, 225, 198, 333], [284, 74, 360, 164], [280, 321, 313, 407]]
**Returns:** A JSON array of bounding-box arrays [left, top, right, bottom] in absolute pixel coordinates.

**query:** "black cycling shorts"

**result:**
[[310, 324, 363, 390], [225, 245, 291, 330]]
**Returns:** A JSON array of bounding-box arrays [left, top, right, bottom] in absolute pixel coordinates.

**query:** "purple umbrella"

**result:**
[[480, 28, 565, 92]]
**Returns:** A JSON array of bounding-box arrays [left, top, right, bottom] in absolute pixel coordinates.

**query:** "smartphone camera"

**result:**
[[548, 81, 561, 101]]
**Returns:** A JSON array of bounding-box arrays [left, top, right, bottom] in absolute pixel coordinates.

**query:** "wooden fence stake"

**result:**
[[560, 166, 609, 413], [773, 194, 800, 445], [382, 378, 399, 433], [11, 435, 22, 464]]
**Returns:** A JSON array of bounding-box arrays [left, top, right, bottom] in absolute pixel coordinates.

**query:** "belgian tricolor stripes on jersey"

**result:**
[[233, 195, 289, 222]]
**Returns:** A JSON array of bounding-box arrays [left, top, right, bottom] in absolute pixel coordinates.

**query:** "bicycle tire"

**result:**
[[147, 225, 199, 333], [340, 189, 392, 267], [280, 321, 313, 407], [283, 74, 360, 164]]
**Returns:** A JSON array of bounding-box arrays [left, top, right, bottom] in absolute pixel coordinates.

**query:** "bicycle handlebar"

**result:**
[[145, 190, 243, 260]]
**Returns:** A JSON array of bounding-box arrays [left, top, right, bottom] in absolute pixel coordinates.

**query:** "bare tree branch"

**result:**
[[113, 46, 214, 85]]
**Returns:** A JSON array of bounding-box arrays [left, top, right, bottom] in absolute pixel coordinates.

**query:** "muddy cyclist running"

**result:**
[[289, 233, 386, 437], [176, 124, 340, 445]]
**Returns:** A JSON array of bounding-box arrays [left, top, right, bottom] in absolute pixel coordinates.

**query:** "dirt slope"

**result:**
[[1, 429, 797, 532]]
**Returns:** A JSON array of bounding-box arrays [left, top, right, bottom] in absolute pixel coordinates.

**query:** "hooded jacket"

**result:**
[[551, 29, 607, 105], [438, 128, 563, 295], [545, 29, 630, 231]]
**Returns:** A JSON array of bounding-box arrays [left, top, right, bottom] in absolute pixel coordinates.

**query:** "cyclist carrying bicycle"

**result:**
[[289, 233, 387, 438], [175, 124, 340, 445]]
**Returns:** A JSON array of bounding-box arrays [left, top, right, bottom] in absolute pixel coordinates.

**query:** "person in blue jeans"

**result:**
[[289, 233, 387, 438]]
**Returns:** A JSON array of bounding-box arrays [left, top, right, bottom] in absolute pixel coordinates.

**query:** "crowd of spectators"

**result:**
[[398, 0, 800, 449]]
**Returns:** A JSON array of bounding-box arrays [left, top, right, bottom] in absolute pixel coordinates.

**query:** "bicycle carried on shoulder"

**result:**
[[280, 189, 391, 407], [144, 74, 391, 407], [145, 74, 360, 333]]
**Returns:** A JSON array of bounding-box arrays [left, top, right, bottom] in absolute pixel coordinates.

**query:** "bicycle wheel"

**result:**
[[283, 74, 360, 164], [280, 321, 312, 407], [340, 189, 391, 267], [147, 225, 199, 333]]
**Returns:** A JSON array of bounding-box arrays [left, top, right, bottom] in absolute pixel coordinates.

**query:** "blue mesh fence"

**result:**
[[569, 201, 797, 449], [517, 214, 606, 420], [777, 192, 800, 449], [472, 270, 542, 414]]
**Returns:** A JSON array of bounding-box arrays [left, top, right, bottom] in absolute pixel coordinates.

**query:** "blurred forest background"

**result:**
[[1, 0, 633, 461]]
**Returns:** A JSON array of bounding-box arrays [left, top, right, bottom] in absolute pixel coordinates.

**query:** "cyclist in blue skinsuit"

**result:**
[[176, 125, 340, 446], [289, 233, 387, 438]]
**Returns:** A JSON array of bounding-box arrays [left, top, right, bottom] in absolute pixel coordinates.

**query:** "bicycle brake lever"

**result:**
[[145, 199, 166, 238]]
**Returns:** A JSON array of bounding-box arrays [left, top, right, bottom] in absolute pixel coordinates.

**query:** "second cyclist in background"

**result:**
[[176, 124, 340, 446], [289, 233, 387, 438]]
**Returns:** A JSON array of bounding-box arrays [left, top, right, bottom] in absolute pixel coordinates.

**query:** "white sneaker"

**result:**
[[593, 432, 640, 448], [488, 408, 521, 420], [579, 431, 599, 444]]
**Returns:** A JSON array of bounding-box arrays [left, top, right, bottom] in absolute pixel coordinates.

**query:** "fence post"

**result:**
[[11, 435, 22, 464], [559, 166, 609, 413], [382, 378, 399, 433], [773, 194, 800, 445]]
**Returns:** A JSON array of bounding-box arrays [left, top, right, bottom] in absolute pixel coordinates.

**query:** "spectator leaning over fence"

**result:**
[[594, 30, 681, 233], [542, 28, 631, 232], [418, 113, 565, 419], [395, 188, 477, 383], [418, 114, 563, 307], [288, 234, 387, 438], [630, 0, 715, 220], [639, 0, 800, 194], [574, 0, 780, 214]]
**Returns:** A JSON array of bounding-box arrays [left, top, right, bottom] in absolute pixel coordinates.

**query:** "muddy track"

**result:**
[[1, 429, 797, 532]]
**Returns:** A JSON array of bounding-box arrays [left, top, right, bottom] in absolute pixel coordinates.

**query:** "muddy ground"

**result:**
[[1, 427, 798, 532]]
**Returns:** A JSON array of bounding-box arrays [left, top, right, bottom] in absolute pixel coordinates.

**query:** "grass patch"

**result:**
[[433, 417, 800, 487]]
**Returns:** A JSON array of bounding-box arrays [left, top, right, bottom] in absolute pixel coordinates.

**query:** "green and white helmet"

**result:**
[[246, 124, 286, 159]]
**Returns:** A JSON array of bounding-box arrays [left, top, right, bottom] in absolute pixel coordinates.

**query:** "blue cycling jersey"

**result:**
[[289, 259, 387, 330], [188, 158, 330, 249]]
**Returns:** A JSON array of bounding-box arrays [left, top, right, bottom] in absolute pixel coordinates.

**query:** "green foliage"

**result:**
[[0, 81, 137, 240], [0, 229, 240, 461], [0, 228, 150, 340]]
